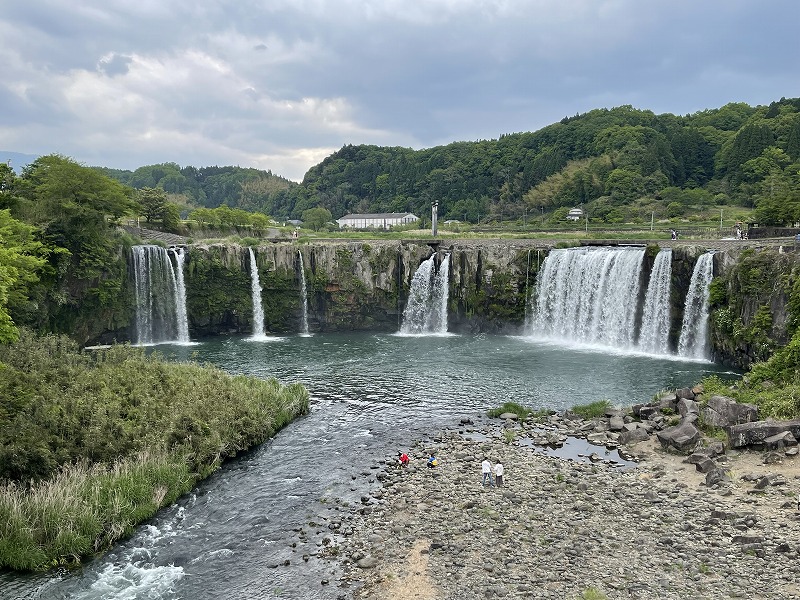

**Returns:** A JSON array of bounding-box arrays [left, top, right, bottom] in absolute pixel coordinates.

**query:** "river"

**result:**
[[0, 332, 737, 600]]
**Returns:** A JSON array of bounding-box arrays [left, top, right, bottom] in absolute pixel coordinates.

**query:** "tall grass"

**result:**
[[0, 449, 193, 571]]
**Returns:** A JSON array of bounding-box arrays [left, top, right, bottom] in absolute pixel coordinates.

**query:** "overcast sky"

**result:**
[[2, 1, 799, 181]]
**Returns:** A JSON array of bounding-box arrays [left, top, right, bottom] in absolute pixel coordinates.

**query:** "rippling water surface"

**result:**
[[0, 332, 737, 600]]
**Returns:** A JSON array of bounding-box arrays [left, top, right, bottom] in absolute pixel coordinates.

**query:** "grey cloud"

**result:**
[[1, 0, 799, 181], [98, 54, 133, 77]]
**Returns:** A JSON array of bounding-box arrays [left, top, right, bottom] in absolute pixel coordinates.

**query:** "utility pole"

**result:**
[[651, 211, 654, 232], [719, 208, 723, 232], [431, 200, 439, 237]]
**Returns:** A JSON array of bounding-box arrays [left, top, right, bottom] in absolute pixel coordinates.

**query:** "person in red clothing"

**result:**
[[397, 451, 410, 467]]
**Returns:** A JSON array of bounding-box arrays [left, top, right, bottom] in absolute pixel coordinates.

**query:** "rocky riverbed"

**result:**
[[326, 416, 800, 600]]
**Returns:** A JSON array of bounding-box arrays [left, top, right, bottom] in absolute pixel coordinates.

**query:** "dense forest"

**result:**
[[94, 98, 800, 226]]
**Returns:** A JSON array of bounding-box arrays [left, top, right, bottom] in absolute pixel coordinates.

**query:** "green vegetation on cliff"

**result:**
[[704, 246, 800, 418], [709, 248, 800, 366], [0, 330, 309, 570]]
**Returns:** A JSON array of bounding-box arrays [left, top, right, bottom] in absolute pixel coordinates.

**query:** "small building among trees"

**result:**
[[336, 212, 419, 230], [566, 207, 584, 221]]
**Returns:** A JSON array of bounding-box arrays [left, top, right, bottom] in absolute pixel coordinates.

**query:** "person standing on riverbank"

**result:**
[[494, 460, 504, 487], [481, 458, 494, 487]]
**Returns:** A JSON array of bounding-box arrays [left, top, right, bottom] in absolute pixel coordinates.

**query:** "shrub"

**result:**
[[569, 400, 611, 419], [487, 402, 532, 420], [0, 329, 310, 570]]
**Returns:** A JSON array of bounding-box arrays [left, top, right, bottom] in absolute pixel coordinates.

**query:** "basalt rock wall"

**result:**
[[179, 240, 550, 336], [709, 245, 800, 369]]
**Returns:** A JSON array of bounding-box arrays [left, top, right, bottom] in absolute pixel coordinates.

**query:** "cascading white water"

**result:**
[[131, 245, 189, 345], [399, 253, 451, 335], [528, 247, 645, 348], [298, 250, 310, 336], [248, 248, 266, 338], [677, 252, 714, 360], [170, 247, 190, 343], [638, 249, 672, 354]]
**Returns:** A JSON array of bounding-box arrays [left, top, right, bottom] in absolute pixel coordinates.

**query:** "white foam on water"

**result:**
[[244, 335, 287, 343], [74, 562, 184, 600]]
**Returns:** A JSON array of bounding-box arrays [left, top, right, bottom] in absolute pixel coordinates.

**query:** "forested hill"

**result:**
[[295, 99, 800, 226], [98, 98, 800, 226], [95, 164, 298, 217]]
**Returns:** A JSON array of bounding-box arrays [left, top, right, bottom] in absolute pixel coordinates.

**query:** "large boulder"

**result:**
[[677, 398, 699, 418], [656, 421, 701, 453], [702, 395, 758, 428], [726, 420, 800, 448], [619, 427, 650, 445], [705, 467, 731, 487]]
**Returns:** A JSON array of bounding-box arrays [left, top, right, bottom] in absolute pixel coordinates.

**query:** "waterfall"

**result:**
[[637, 249, 672, 354], [298, 251, 310, 336], [528, 247, 645, 349], [399, 253, 451, 335], [131, 245, 190, 345], [677, 252, 714, 360], [248, 248, 266, 338], [170, 247, 190, 343]]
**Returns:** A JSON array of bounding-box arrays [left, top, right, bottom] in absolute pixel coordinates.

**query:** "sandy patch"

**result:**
[[363, 538, 439, 600]]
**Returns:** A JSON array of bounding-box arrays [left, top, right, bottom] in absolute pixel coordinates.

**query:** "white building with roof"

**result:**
[[566, 207, 584, 221], [336, 212, 419, 230]]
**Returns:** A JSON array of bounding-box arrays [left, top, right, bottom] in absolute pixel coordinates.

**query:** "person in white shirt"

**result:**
[[494, 461, 504, 487], [481, 458, 494, 487]]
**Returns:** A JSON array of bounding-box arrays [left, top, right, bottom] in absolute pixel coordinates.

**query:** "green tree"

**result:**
[[0, 210, 48, 342], [786, 118, 800, 161], [12, 156, 136, 339], [605, 168, 645, 203], [301, 207, 333, 231], [138, 187, 168, 223], [20, 155, 137, 223], [188, 207, 219, 226], [0, 163, 16, 196], [753, 164, 800, 226], [161, 203, 182, 232], [666, 202, 685, 218]]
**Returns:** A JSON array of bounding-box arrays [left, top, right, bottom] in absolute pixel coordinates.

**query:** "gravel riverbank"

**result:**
[[331, 419, 800, 600]]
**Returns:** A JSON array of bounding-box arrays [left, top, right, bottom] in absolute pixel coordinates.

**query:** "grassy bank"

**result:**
[[0, 330, 310, 571]]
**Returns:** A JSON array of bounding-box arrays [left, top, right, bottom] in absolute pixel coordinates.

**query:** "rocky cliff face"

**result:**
[[180, 240, 548, 336], [710, 246, 800, 369]]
